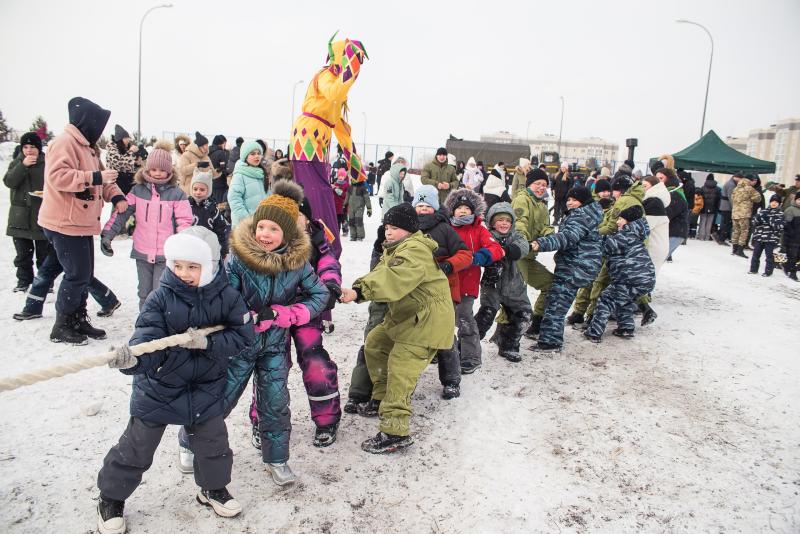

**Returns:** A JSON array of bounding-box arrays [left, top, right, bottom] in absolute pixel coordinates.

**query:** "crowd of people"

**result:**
[[4, 96, 800, 534]]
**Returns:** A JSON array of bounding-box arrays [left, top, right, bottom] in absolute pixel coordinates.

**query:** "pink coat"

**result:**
[[38, 125, 124, 236], [103, 175, 193, 263]]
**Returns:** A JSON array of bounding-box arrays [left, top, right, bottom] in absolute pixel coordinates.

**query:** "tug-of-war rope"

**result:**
[[0, 326, 224, 393]]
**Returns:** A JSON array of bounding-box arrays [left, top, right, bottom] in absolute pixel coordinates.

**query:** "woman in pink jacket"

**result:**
[[38, 97, 127, 345], [101, 141, 193, 309]]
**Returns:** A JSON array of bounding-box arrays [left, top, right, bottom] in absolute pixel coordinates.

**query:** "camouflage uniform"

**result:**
[[345, 181, 372, 240], [535, 202, 603, 347], [730, 180, 762, 247], [511, 187, 554, 317], [586, 218, 656, 338]]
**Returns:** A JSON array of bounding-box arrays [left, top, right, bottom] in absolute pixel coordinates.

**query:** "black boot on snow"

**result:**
[[523, 315, 543, 340], [566, 312, 584, 325], [97, 301, 121, 317], [572, 315, 592, 331], [534, 342, 562, 353], [196, 487, 242, 518], [500, 350, 522, 362], [639, 303, 658, 326], [97, 496, 125, 534], [733, 245, 748, 258], [50, 313, 88, 345], [361, 431, 413, 454], [13, 310, 42, 321], [357, 399, 380, 417], [313, 423, 339, 447], [441, 383, 460, 400], [73, 310, 107, 340], [344, 398, 365, 414], [612, 328, 635, 339], [583, 332, 602, 343]]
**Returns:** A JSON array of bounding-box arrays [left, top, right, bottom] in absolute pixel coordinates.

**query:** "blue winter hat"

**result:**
[[239, 140, 263, 163], [412, 184, 440, 210]]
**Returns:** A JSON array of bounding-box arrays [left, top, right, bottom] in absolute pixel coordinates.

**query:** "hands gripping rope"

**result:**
[[0, 326, 223, 393]]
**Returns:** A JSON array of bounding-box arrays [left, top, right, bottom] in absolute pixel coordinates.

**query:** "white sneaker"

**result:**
[[178, 446, 194, 474], [267, 462, 296, 486], [197, 488, 242, 518]]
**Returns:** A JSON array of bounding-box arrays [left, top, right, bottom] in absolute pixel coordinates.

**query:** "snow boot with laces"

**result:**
[[73, 310, 107, 340], [313, 423, 339, 447], [442, 383, 461, 400], [50, 313, 88, 345]]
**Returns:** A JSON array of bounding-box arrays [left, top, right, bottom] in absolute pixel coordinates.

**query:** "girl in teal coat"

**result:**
[[228, 140, 267, 226]]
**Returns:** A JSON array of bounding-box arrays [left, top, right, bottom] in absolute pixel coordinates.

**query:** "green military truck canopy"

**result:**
[[651, 130, 776, 174]]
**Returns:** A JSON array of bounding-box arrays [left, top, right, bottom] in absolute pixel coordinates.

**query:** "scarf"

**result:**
[[450, 214, 475, 226], [142, 169, 172, 185], [234, 159, 265, 181]]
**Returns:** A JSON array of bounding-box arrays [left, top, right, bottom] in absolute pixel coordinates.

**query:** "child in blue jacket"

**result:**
[[96, 226, 254, 534]]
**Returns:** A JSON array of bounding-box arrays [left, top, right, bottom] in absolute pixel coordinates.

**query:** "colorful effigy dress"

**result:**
[[290, 34, 368, 259]]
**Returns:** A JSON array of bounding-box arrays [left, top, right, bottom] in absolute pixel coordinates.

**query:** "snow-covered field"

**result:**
[[0, 159, 798, 532]]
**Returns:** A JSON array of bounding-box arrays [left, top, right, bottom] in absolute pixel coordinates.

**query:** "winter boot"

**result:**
[[251, 424, 261, 450], [534, 341, 562, 353], [13, 283, 29, 293], [267, 462, 296, 486], [357, 399, 380, 417], [322, 320, 335, 334], [583, 331, 602, 343], [196, 488, 242, 518], [178, 447, 194, 474], [442, 383, 461, 400], [566, 312, 584, 325], [97, 301, 121, 318], [343, 397, 364, 414], [572, 315, 592, 331], [97, 496, 125, 534], [733, 245, 748, 258], [50, 313, 88, 345], [13, 310, 42, 321], [612, 328, 635, 339], [748, 269, 758, 274], [73, 310, 107, 340], [361, 431, 413, 454], [523, 315, 543, 340], [313, 423, 338, 448], [639, 303, 658, 326], [460, 361, 481, 374]]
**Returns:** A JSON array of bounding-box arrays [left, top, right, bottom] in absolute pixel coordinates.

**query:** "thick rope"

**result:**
[[0, 325, 225, 393]]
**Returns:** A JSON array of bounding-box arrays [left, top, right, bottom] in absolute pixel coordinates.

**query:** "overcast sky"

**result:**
[[1, 0, 798, 166]]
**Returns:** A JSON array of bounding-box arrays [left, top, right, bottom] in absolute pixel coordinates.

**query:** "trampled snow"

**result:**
[[0, 160, 798, 532]]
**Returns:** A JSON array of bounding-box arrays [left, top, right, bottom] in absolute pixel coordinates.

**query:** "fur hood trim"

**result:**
[[230, 216, 312, 275], [443, 187, 487, 218], [271, 158, 293, 182]]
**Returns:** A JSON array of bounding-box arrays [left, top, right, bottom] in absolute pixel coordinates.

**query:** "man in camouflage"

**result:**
[[730, 172, 762, 258]]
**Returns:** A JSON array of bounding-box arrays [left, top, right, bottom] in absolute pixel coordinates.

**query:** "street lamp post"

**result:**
[[138, 3, 172, 139], [290, 80, 304, 142], [677, 19, 714, 137], [361, 111, 367, 157], [558, 96, 565, 156], [526, 120, 532, 141]]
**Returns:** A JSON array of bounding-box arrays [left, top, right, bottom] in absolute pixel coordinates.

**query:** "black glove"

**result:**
[[438, 261, 453, 275], [325, 282, 342, 310], [480, 262, 503, 288], [100, 237, 114, 257], [257, 306, 275, 323], [504, 242, 525, 261]]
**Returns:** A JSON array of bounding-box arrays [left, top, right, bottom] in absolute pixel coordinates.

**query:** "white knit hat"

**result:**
[[191, 167, 214, 193], [163, 226, 221, 287], [519, 158, 531, 168]]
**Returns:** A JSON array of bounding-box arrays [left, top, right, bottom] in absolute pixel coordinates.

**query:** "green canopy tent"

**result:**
[[650, 130, 776, 174]]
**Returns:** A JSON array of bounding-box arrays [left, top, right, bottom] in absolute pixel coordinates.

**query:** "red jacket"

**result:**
[[332, 178, 349, 215], [452, 217, 504, 297]]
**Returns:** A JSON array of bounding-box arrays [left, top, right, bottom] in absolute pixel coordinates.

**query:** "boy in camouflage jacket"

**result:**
[[749, 195, 784, 276]]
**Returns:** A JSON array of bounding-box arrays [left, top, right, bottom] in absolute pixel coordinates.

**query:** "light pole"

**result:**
[[138, 3, 172, 140], [290, 80, 304, 140], [526, 120, 532, 141], [677, 19, 714, 137], [557, 96, 565, 156], [361, 111, 367, 157]]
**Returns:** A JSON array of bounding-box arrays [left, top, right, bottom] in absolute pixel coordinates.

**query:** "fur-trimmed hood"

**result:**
[[443, 187, 486, 218], [229, 216, 312, 276], [271, 158, 293, 182], [174, 134, 191, 154], [486, 201, 515, 225]]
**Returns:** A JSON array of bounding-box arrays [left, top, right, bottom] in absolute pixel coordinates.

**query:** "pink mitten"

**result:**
[[289, 304, 311, 326], [271, 305, 292, 328], [250, 311, 274, 333]]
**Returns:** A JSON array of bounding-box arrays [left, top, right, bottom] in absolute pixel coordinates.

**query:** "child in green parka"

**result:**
[[340, 203, 454, 454]]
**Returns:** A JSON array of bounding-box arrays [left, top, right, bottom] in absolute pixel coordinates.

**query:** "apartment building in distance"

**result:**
[[724, 117, 800, 185], [480, 131, 619, 167]]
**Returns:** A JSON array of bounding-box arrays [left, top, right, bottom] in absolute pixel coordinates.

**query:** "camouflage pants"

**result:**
[[365, 324, 436, 436], [348, 204, 366, 240], [731, 218, 750, 246], [586, 282, 649, 338], [539, 280, 580, 347], [347, 301, 388, 402], [516, 257, 553, 316]]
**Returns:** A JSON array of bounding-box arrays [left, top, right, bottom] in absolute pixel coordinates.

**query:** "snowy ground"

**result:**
[[0, 167, 799, 533]]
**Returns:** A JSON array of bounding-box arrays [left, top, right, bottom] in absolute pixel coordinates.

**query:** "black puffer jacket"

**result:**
[[666, 189, 689, 238], [418, 209, 468, 259], [700, 178, 721, 214], [123, 266, 253, 425], [189, 197, 230, 257], [209, 145, 230, 179]]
